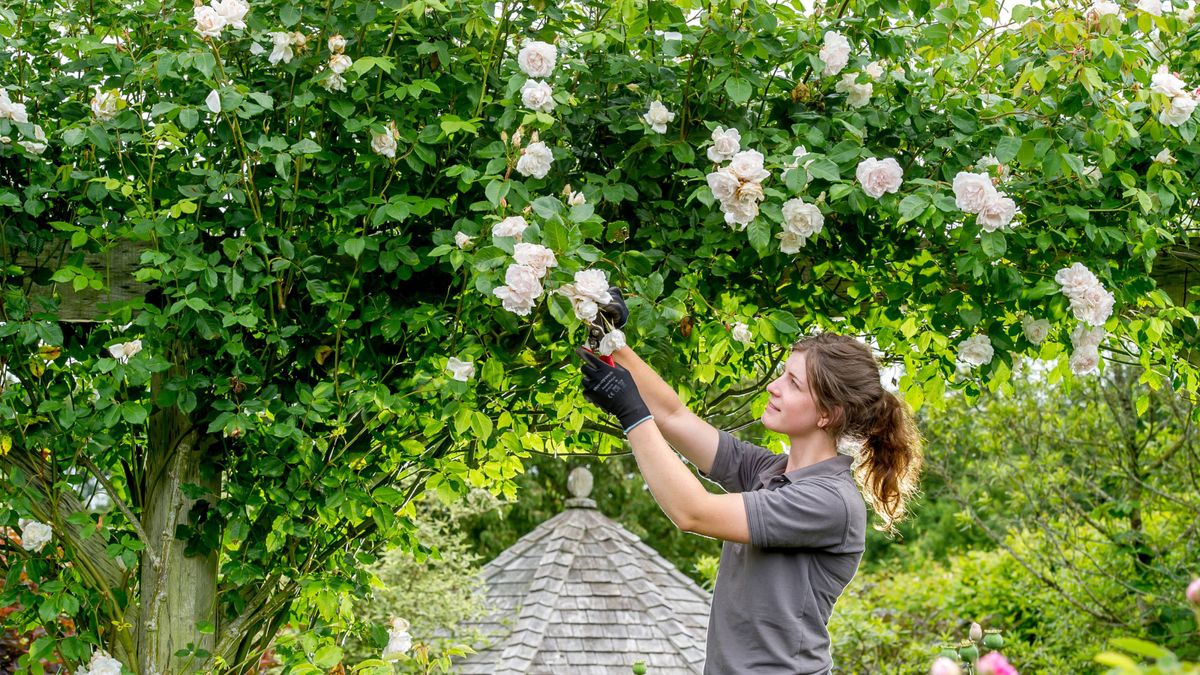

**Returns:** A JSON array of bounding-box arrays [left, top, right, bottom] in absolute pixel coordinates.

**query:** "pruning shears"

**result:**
[[584, 314, 617, 367]]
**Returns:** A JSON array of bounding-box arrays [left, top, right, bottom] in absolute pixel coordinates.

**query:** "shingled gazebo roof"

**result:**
[[456, 467, 712, 674]]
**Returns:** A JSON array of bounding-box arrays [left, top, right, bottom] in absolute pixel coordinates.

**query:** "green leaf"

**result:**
[[179, 108, 199, 130], [291, 139, 322, 154], [897, 193, 929, 224], [62, 128, 86, 147], [531, 196, 561, 219], [344, 237, 366, 259], [807, 158, 840, 182], [0, 191, 21, 208], [980, 231, 1007, 258], [279, 4, 301, 26], [1108, 637, 1171, 659], [312, 645, 343, 669], [994, 136, 1022, 164], [725, 77, 752, 104], [542, 219, 569, 252], [192, 52, 216, 79], [671, 142, 695, 164], [120, 402, 148, 425], [747, 218, 771, 255]]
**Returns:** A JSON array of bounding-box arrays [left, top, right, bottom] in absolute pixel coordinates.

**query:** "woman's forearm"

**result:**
[[625, 419, 709, 530], [610, 346, 685, 421]]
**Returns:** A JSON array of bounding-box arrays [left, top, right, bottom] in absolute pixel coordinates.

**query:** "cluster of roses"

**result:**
[[0, 89, 46, 155], [958, 262, 1113, 376], [705, 136, 772, 228], [513, 41, 559, 179], [1149, 66, 1197, 128], [952, 166, 1018, 232], [192, 0, 250, 39]]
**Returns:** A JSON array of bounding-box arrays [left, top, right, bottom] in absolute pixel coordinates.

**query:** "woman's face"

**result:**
[[762, 351, 827, 437]]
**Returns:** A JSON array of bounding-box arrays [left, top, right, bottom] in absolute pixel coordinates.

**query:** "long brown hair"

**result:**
[[791, 333, 923, 533]]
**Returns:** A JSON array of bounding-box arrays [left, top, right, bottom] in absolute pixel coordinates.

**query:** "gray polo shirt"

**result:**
[[699, 430, 867, 674]]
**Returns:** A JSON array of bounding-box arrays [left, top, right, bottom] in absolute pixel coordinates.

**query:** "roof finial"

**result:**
[[565, 466, 596, 508]]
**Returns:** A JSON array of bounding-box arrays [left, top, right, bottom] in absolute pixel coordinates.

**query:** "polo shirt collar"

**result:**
[[767, 454, 854, 485]]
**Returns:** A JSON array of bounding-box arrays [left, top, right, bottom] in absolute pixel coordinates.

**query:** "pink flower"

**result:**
[[930, 656, 962, 675], [977, 652, 1019, 675], [1187, 578, 1200, 605]]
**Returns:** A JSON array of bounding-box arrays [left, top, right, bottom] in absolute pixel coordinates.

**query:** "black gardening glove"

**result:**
[[577, 347, 653, 435], [588, 286, 629, 344]]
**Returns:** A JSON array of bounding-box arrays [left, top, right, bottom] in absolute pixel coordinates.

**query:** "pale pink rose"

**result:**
[[958, 334, 994, 366], [864, 61, 885, 79], [446, 357, 475, 382], [643, 100, 675, 134], [1151, 67, 1189, 97], [211, 0, 249, 29], [706, 168, 740, 201], [1138, 0, 1163, 15], [503, 263, 543, 298], [779, 231, 807, 254], [1160, 94, 1196, 127], [493, 285, 536, 315], [517, 40, 557, 78], [1021, 316, 1050, 345], [1054, 263, 1100, 297], [819, 31, 851, 77], [1070, 345, 1100, 375], [977, 194, 1017, 232], [976, 652, 1019, 675], [516, 140, 554, 178], [557, 284, 599, 322], [835, 73, 872, 107], [572, 269, 612, 304], [512, 242, 558, 277], [328, 34, 347, 53], [708, 126, 742, 163], [520, 79, 556, 113], [953, 171, 998, 213], [1071, 323, 1106, 349], [856, 157, 903, 198], [1069, 284, 1115, 326], [91, 89, 120, 121], [722, 182, 764, 227], [598, 329, 626, 356], [1153, 149, 1175, 164], [193, 5, 225, 38], [492, 215, 528, 240], [781, 199, 824, 238], [329, 53, 353, 74], [454, 232, 475, 250], [728, 149, 771, 183], [1086, 0, 1121, 19], [731, 322, 753, 345], [18, 519, 52, 552], [268, 31, 294, 64], [371, 125, 397, 158]]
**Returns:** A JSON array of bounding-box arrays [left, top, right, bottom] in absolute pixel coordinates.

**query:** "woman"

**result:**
[[577, 290, 923, 675]]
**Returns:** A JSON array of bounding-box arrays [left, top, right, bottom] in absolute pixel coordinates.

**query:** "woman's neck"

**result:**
[[785, 432, 839, 472]]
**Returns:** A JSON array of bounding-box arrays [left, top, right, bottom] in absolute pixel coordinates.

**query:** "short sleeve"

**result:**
[[699, 430, 783, 493], [742, 481, 851, 550]]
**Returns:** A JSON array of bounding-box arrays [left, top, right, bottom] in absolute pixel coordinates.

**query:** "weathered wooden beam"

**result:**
[[13, 241, 151, 322]]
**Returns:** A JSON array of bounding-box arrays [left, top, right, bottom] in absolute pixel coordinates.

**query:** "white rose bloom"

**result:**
[[86, 651, 124, 675], [952, 171, 998, 213], [781, 198, 825, 239], [558, 285, 600, 322], [731, 322, 753, 345], [1138, 0, 1162, 14], [371, 126, 397, 158], [91, 89, 120, 121], [598, 329, 626, 356], [1153, 148, 1175, 164], [706, 167, 740, 201], [572, 269, 612, 304], [855, 157, 903, 199], [722, 181, 764, 228], [19, 519, 53, 552], [957, 334, 994, 366], [568, 190, 586, 206], [382, 618, 413, 661], [786, 145, 809, 170], [864, 61, 885, 79], [707, 125, 741, 163], [493, 285, 537, 315], [727, 149, 771, 183], [1150, 68, 1189, 97], [329, 53, 353, 74], [835, 73, 873, 108], [446, 357, 475, 382], [1160, 94, 1197, 126], [108, 340, 142, 364], [520, 79, 556, 113], [503, 263, 544, 299], [454, 232, 475, 249], [0, 90, 28, 123], [19, 125, 47, 155], [1180, 6, 1195, 21], [1087, 0, 1121, 17], [1071, 323, 1107, 349], [1021, 316, 1051, 345], [642, 100, 675, 134], [779, 231, 807, 254], [193, 5, 225, 38], [516, 140, 554, 179], [328, 34, 347, 53], [512, 242, 558, 277], [1082, 164, 1102, 182], [492, 215, 528, 240], [1055, 262, 1101, 297], [1069, 284, 1115, 326], [249, 41, 265, 55], [205, 89, 222, 114], [289, 31, 308, 49], [1069, 346, 1101, 375], [322, 72, 347, 92], [268, 31, 294, 65], [517, 40, 557, 78], [211, 0, 248, 29], [977, 193, 1017, 232], [819, 31, 851, 77]]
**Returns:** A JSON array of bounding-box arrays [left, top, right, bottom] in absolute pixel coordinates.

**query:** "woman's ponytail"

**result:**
[[857, 391, 923, 533]]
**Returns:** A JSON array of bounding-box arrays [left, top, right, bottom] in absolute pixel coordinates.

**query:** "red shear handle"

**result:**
[[582, 346, 616, 367]]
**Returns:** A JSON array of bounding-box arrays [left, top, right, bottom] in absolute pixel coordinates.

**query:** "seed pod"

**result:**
[[632, 661, 647, 674], [959, 644, 979, 662], [983, 632, 1004, 649], [969, 622, 983, 642]]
